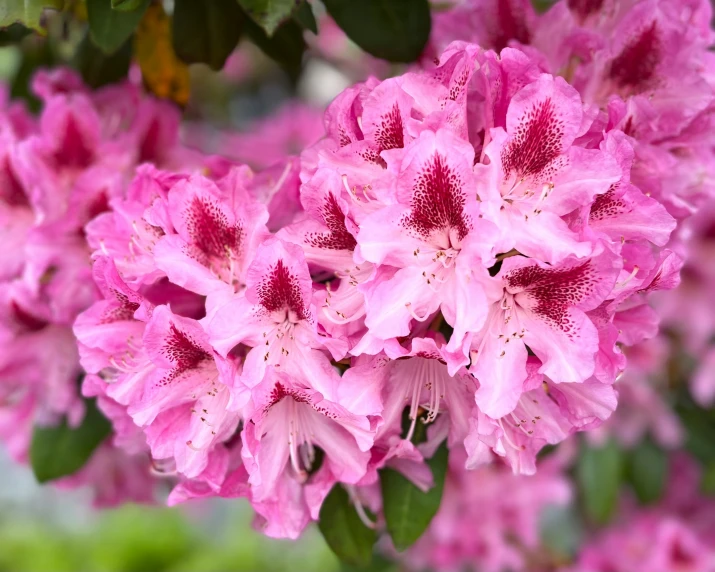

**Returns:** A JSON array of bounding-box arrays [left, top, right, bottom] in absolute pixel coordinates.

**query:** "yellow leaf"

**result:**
[[134, 2, 190, 106]]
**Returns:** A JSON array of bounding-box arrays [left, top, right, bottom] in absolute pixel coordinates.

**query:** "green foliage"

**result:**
[[292, 1, 317, 34], [318, 485, 376, 567], [625, 438, 668, 504], [111, 0, 146, 11], [0, 504, 340, 572], [0, 0, 63, 33], [172, 0, 244, 70], [380, 442, 448, 551], [576, 438, 623, 525], [540, 505, 583, 562], [87, 0, 149, 54], [74, 32, 132, 88], [29, 398, 111, 483], [242, 12, 305, 82], [237, 0, 296, 36], [322, 0, 431, 62]]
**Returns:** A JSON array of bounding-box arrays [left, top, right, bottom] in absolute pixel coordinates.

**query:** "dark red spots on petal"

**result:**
[[501, 98, 564, 180], [358, 146, 387, 168], [257, 259, 308, 321], [414, 351, 442, 360], [101, 289, 141, 323], [374, 105, 404, 152], [402, 153, 471, 242], [185, 196, 244, 266], [590, 185, 629, 221], [162, 323, 211, 372], [54, 115, 94, 169], [607, 21, 661, 93], [506, 262, 596, 336], [567, 0, 604, 20], [492, 0, 531, 52], [264, 381, 310, 411], [306, 193, 357, 251]]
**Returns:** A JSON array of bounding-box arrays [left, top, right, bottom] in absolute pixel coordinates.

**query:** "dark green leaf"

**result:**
[[0, 22, 32, 45], [30, 398, 112, 483], [111, 0, 145, 11], [237, 0, 295, 36], [318, 485, 376, 567], [242, 12, 305, 82], [172, 0, 244, 70], [380, 442, 448, 551], [701, 462, 715, 495], [10, 36, 55, 112], [626, 438, 668, 504], [0, 0, 63, 32], [531, 0, 554, 13], [322, 0, 430, 62], [576, 439, 622, 525], [675, 393, 715, 464], [73, 32, 132, 88], [292, 1, 317, 34], [87, 0, 149, 54], [400, 406, 430, 445]]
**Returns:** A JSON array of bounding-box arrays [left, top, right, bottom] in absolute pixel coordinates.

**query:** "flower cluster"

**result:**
[[0, 68, 219, 503], [73, 18, 691, 538], [0, 0, 712, 558]]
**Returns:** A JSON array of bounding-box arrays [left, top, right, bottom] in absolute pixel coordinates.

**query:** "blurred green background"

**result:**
[[0, 452, 340, 572]]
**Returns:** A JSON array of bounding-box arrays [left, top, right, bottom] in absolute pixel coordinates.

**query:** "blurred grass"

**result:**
[[0, 502, 340, 572]]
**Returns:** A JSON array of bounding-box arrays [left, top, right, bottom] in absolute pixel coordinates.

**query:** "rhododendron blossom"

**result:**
[[1, 0, 713, 563]]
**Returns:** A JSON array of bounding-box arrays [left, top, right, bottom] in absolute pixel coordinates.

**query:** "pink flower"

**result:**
[[476, 74, 621, 263], [470, 246, 620, 418], [241, 369, 374, 538], [153, 169, 269, 295], [204, 238, 345, 399], [357, 128, 495, 363]]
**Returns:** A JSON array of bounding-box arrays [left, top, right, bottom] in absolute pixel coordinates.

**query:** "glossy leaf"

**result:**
[[135, 2, 191, 106], [237, 0, 295, 36], [172, 0, 244, 70], [322, 0, 430, 62], [626, 438, 668, 504], [74, 32, 132, 88], [576, 439, 623, 525], [87, 0, 149, 54], [111, 0, 145, 11], [292, 1, 317, 34], [380, 442, 448, 551], [30, 398, 111, 483], [318, 485, 376, 567], [0, 0, 62, 33], [242, 12, 305, 82]]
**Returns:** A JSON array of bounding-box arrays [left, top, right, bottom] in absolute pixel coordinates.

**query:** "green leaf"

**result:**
[[0, 0, 63, 33], [701, 462, 715, 495], [111, 0, 145, 11], [576, 439, 623, 525], [237, 0, 295, 36], [626, 438, 668, 505], [242, 12, 305, 82], [322, 0, 430, 62], [540, 504, 583, 561], [380, 442, 448, 551], [292, 1, 317, 34], [172, 0, 243, 70], [318, 485, 376, 567], [87, 0, 149, 54], [73, 32, 132, 88], [30, 398, 112, 483]]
